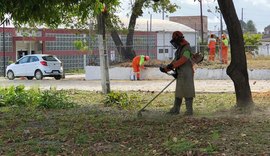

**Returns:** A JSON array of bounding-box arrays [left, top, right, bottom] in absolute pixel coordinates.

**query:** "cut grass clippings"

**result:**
[[0, 90, 269, 155]]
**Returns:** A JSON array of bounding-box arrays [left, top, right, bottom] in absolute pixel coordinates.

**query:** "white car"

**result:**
[[6, 54, 64, 80]]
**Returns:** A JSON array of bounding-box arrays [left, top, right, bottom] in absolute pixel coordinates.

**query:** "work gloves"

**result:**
[[159, 66, 177, 79], [159, 64, 173, 73], [159, 67, 166, 73]]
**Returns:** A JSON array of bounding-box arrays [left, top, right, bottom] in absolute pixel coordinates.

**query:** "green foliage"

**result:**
[[0, 86, 76, 109], [65, 68, 85, 74], [211, 130, 220, 140], [38, 89, 76, 109], [163, 138, 195, 154], [243, 32, 262, 52], [74, 40, 89, 52], [0, 90, 270, 155], [243, 33, 262, 46], [201, 143, 218, 153], [104, 91, 141, 110], [8, 61, 14, 65], [0, 85, 39, 107], [0, 94, 4, 107], [0, 0, 121, 28], [246, 20, 257, 33]]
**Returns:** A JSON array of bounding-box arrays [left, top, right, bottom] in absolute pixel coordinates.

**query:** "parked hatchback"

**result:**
[[6, 54, 64, 80]]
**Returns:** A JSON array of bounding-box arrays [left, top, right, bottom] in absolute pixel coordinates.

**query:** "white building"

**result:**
[[121, 18, 198, 60]]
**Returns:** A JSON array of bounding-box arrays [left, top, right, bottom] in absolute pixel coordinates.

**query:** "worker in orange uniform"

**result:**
[[208, 34, 216, 61], [132, 55, 150, 80], [221, 34, 229, 64]]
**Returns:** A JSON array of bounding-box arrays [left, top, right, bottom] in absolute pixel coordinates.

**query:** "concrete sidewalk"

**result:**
[[1, 75, 269, 93], [63, 74, 270, 93]]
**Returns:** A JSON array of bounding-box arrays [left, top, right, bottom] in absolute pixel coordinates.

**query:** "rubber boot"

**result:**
[[168, 97, 182, 115], [184, 97, 193, 116]]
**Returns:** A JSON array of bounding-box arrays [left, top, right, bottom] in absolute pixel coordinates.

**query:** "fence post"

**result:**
[[83, 54, 86, 69]]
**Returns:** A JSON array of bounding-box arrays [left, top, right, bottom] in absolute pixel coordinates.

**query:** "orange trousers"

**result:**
[[132, 65, 140, 79], [208, 48, 215, 61], [221, 47, 228, 64]]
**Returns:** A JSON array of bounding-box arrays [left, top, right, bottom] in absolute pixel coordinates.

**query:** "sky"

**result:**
[[119, 0, 270, 33]]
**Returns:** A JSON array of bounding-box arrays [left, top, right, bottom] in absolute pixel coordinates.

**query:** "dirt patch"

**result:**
[[111, 59, 168, 68], [110, 56, 270, 69]]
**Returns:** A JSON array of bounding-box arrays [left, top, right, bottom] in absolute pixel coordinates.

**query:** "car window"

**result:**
[[42, 56, 58, 61], [30, 56, 39, 62], [18, 56, 29, 64]]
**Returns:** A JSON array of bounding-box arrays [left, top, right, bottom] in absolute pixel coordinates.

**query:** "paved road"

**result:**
[[0, 75, 269, 93]]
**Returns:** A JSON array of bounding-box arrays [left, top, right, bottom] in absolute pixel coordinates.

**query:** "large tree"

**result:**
[[217, 0, 253, 107], [108, 0, 178, 60], [246, 20, 257, 33], [1, 0, 177, 60]]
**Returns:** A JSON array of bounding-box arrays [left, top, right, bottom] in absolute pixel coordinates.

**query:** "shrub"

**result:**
[[38, 89, 76, 109], [0, 85, 38, 107], [104, 91, 141, 110], [0, 86, 76, 109]]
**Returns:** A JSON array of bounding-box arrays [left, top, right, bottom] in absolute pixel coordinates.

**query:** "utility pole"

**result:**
[[241, 8, 243, 22], [199, 0, 204, 43], [3, 21, 5, 77], [241, 8, 243, 32], [195, 23, 198, 53], [147, 20, 149, 56], [162, 8, 165, 20], [219, 11, 223, 62], [97, 3, 110, 94], [1, 18, 9, 77]]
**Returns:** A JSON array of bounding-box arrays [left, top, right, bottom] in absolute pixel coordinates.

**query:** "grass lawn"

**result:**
[[0, 90, 269, 155]]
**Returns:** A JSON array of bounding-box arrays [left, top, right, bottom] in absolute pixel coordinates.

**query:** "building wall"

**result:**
[[0, 28, 159, 74], [0, 28, 16, 75], [169, 16, 208, 42], [0, 27, 197, 75], [156, 31, 198, 60], [258, 42, 270, 56]]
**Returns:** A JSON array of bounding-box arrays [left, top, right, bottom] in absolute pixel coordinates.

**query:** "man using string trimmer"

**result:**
[[160, 31, 199, 116]]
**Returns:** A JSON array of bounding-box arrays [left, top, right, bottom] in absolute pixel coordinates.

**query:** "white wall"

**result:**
[[156, 31, 197, 60], [156, 32, 173, 60], [258, 42, 270, 56], [183, 32, 197, 47], [85, 66, 270, 80]]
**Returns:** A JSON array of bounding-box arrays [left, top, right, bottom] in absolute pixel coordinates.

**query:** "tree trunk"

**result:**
[[110, 30, 127, 60], [126, 0, 145, 60], [125, 14, 137, 60], [217, 0, 253, 107], [107, 0, 145, 60], [97, 13, 110, 94]]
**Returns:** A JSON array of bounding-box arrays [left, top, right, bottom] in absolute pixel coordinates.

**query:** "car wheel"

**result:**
[[35, 70, 43, 80], [27, 76, 34, 80], [7, 70, 15, 80], [54, 75, 62, 80]]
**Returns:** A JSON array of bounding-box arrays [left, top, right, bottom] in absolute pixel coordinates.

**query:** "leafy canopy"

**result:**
[[0, 0, 120, 28], [1, 0, 178, 29], [243, 32, 262, 46]]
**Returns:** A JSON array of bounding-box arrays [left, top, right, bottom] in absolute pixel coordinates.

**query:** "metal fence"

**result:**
[[0, 56, 11, 76], [0, 44, 269, 76]]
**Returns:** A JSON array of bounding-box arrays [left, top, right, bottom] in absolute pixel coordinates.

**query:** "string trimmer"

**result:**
[[137, 69, 176, 117]]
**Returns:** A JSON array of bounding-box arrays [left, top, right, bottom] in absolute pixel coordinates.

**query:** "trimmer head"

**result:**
[[137, 111, 143, 118], [136, 79, 176, 118]]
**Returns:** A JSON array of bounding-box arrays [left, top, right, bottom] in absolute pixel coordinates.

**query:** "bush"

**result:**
[[0, 86, 76, 109], [104, 91, 141, 110], [0, 85, 39, 107], [38, 89, 76, 109]]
